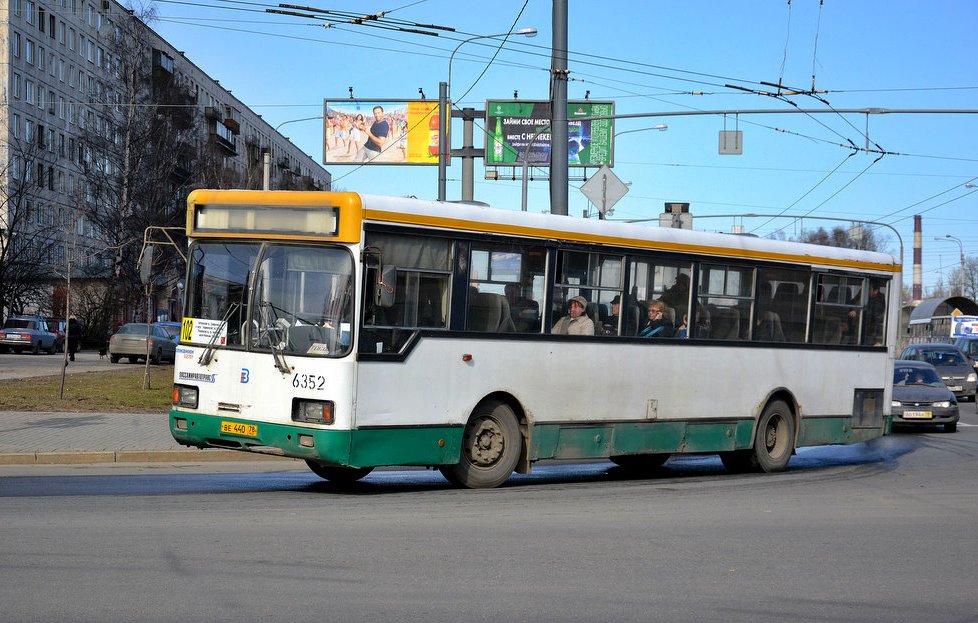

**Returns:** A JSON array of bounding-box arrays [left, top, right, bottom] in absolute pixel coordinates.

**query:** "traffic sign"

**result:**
[[580, 165, 629, 215]]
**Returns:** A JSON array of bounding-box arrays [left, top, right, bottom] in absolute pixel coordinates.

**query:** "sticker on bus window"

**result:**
[[182, 318, 228, 345], [307, 343, 330, 355]]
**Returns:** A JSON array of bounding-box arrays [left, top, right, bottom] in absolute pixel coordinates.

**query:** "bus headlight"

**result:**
[[172, 384, 199, 409], [292, 399, 334, 425]]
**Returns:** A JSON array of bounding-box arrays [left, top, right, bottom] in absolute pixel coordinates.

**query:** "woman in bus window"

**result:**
[[639, 300, 674, 338]]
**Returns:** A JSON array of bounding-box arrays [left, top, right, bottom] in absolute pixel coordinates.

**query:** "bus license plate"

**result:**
[[902, 410, 933, 420], [220, 421, 258, 437]]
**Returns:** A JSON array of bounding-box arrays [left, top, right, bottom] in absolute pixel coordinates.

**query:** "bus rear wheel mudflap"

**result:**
[[305, 461, 374, 484], [720, 399, 796, 473], [440, 399, 522, 489]]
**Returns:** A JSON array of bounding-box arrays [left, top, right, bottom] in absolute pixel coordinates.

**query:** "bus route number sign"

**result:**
[[181, 318, 228, 345]]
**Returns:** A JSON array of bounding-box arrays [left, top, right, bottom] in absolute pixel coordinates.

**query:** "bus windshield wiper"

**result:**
[[258, 300, 292, 374], [198, 302, 240, 366]]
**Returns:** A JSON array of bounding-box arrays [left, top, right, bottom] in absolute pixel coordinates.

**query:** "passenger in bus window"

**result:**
[[600, 295, 622, 335], [861, 281, 886, 346], [661, 273, 690, 320], [639, 300, 674, 338], [551, 295, 594, 335]]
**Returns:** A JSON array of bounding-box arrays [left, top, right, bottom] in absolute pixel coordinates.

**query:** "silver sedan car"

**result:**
[[108, 323, 177, 364]]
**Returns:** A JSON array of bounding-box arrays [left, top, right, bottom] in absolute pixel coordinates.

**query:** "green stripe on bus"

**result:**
[[169, 410, 463, 467], [170, 410, 882, 468]]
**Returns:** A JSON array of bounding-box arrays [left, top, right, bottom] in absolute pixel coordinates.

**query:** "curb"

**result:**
[[0, 449, 296, 465]]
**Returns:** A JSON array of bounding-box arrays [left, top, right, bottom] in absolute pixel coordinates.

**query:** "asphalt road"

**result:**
[[2, 420, 977, 623]]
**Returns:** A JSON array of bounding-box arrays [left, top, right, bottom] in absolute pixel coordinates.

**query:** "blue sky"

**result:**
[[148, 0, 978, 295]]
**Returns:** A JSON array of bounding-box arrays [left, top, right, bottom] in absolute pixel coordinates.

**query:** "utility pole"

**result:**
[[549, 0, 569, 216]]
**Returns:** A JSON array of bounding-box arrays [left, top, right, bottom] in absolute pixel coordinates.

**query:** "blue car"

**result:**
[[0, 316, 58, 354]]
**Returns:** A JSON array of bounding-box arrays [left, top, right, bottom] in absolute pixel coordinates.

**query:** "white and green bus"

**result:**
[[169, 190, 900, 488]]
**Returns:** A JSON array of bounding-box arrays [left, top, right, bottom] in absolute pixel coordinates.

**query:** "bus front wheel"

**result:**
[[305, 461, 374, 484], [440, 400, 522, 489], [721, 400, 795, 473]]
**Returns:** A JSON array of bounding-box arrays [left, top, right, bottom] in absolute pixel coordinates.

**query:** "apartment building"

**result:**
[[1, 0, 330, 320]]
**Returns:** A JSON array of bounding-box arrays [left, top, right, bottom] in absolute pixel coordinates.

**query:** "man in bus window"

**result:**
[[552, 295, 594, 336], [862, 281, 886, 346]]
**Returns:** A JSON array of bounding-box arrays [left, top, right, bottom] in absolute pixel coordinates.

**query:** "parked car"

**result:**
[[953, 335, 978, 373], [156, 321, 182, 344], [891, 360, 959, 432], [108, 323, 177, 364], [0, 316, 57, 354], [46, 317, 66, 352], [899, 343, 977, 402]]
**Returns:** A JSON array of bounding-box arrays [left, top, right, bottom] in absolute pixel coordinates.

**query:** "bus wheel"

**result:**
[[610, 453, 670, 471], [724, 400, 795, 473], [305, 461, 374, 484], [440, 400, 521, 489], [754, 400, 794, 472]]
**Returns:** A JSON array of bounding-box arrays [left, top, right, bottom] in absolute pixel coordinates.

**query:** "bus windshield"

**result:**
[[186, 241, 355, 357]]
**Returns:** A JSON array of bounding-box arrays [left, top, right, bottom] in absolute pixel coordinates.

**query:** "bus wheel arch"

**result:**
[[440, 394, 526, 489]]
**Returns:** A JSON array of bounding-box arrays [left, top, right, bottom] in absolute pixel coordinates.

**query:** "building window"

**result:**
[[12, 32, 21, 58], [12, 114, 21, 139], [12, 73, 21, 99], [26, 1, 35, 24], [59, 21, 66, 45], [25, 39, 34, 64], [38, 45, 45, 71], [38, 7, 45, 32], [68, 28, 75, 51], [25, 79, 35, 103]]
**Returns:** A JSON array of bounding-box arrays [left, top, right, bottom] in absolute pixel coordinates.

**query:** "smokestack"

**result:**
[[913, 214, 922, 303]]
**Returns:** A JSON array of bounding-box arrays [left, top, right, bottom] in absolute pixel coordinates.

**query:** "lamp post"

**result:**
[[935, 235, 966, 296], [614, 124, 668, 138], [261, 115, 324, 190], [439, 28, 537, 201]]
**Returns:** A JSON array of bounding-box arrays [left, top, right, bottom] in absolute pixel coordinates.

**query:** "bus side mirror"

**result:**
[[375, 265, 396, 308]]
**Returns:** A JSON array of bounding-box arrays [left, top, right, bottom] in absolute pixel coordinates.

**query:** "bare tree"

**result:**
[[795, 225, 888, 253], [0, 132, 65, 317]]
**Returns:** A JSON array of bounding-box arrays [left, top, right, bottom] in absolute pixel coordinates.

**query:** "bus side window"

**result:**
[[468, 243, 545, 333]]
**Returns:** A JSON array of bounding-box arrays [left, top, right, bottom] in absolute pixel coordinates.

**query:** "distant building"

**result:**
[[903, 296, 978, 349], [1, 0, 329, 320]]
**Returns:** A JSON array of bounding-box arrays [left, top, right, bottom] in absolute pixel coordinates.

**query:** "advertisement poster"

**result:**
[[484, 100, 614, 167], [951, 316, 978, 338], [323, 99, 442, 165]]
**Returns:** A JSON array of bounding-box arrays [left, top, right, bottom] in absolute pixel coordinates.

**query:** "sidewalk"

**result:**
[[0, 410, 287, 465]]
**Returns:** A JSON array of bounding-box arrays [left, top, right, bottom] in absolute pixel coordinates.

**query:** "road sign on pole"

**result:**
[[580, 165, 629, 216]]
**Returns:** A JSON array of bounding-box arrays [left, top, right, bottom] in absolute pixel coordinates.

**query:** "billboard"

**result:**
[[484, 100, 614, 167], [951, 316, 978, 338], [323, 99, 443, 165]]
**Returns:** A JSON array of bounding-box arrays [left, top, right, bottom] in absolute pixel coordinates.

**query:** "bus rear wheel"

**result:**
[[721, 400, 795, 473], [440, 400, 521, 489], [305, 461, 374, 484]]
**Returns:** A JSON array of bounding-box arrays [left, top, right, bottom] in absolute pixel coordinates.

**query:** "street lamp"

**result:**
[[439, 27, 538, 201], [262, 115, 325, 190], [614, 124, 668, 138], [934, 234, 966, 296]]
